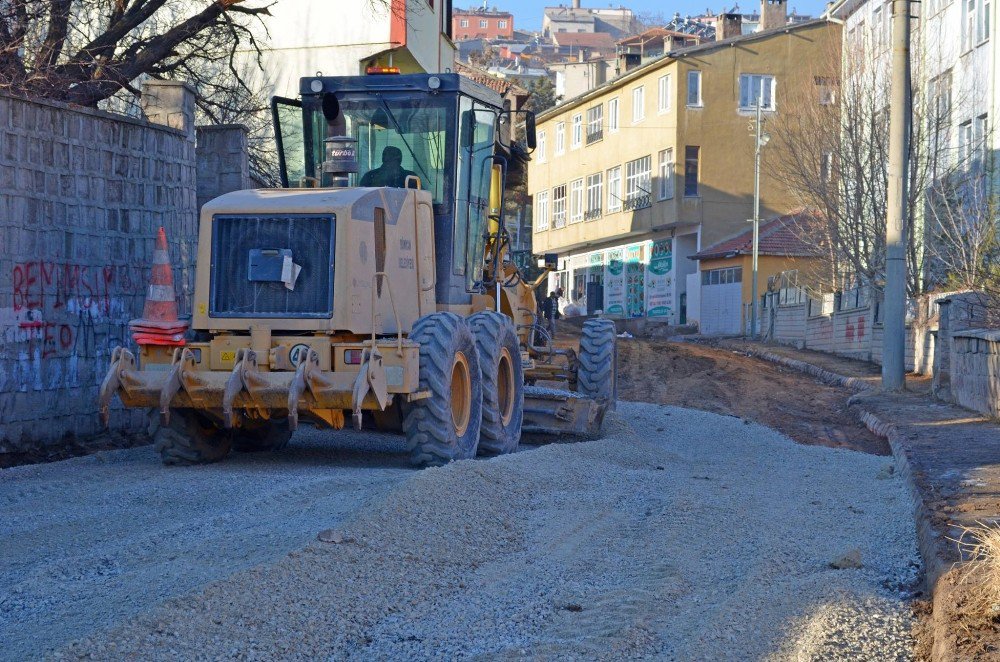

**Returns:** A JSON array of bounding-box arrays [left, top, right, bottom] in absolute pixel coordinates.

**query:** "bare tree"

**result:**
[[0, 1, 273, 105], [768, 28, 982, 297], [925, 162, 1000, 290]]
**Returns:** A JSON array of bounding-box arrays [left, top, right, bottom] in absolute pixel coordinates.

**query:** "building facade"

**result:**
[[253, 0, 456, 97], [453, 7, 514, 41], [528, 17, 841, 325]]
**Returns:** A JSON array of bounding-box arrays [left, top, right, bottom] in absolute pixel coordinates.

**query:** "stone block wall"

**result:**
[[196, 124, 251, 210], [0, 90, 197, 452], [951, 330, 1000, 418]]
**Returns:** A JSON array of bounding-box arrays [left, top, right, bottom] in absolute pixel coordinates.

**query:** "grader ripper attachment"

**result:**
[[99, 72, 616, 466]]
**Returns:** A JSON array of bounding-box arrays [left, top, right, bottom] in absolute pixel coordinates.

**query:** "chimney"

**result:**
[[572, 0, 581, 8], [718, 12, 742, 39], [760, 0, 787, 31]]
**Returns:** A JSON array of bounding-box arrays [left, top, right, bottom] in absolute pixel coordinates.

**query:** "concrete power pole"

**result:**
[[883, 0, 911, 391]]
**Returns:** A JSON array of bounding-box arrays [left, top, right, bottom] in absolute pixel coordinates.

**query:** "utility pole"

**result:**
[[749, 99, 768, 338], [883, 0, 911, 390]]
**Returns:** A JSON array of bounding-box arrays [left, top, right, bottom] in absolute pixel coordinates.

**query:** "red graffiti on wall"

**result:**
[[844, 316, 867, 345], [17, 320, 76, 359], [11, 261, 143, 314]]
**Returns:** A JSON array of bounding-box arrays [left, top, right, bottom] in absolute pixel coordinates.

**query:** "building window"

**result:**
[[498, 19, 508, 28], [632, 86, 645, 122], [815, 76, 837, 105], [739, 74, 776, 110], [571, 113, 583, 149], [974, 114, 989, 165], [658, 148, 674, 200], [608, 97, 620, 132], [872, 3, 890, 50], [958, 120, 973, 165], [684, 146, 700, 197], [585, 173, 603, 220], [624, 155, 652, 210], [658, 74, 672, 113], [962, 0, 989, 48], [702, 266, 743, 285], [586, 104, 603, 143], [569, 178, 585, 223], [480, 19, 488, 28], [820, 150, 833, 184], [535, 191, 550, 231], [552, 184, 567, 228], [537, 130, 546, 162], [555, 122, 565, 154], [460, 18, 469, 27], [687, 70, 702, 107], [607, 166, 622, 212]]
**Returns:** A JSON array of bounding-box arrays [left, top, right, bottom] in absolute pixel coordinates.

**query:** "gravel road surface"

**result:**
[[20, 402, 920, 660], [0, 428, 415, 660]]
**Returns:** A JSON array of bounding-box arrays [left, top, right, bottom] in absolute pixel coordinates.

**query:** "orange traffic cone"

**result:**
[[130, 227, 189, 346]]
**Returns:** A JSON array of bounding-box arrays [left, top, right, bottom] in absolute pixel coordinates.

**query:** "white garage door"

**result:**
[[699, 266, 743, 335]]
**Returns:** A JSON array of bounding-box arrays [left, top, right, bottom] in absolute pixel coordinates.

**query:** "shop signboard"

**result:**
[[645, 239, 673, 317], [604, 248, 625, 316]]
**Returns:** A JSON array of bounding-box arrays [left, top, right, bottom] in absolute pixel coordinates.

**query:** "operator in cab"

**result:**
[[360, 146, 418, 188]]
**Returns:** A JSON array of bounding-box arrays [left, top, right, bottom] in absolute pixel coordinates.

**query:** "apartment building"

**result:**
[[528, 11, 841, 324], [252, 0, 455, 97], [453, 6, 514, 41]]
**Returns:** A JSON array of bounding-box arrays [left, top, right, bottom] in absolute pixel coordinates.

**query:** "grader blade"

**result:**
[[521, 385, 608, 439]]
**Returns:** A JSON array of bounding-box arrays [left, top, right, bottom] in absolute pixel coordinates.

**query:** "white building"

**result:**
[[252, 0, 456, 98]]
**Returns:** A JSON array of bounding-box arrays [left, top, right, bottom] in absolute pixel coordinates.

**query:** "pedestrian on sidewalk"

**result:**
[[544, 290, 560, 341]]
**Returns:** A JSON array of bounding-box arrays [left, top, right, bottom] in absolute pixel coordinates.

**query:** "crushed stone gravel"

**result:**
[[41, 402, 919, 660], [0, 428, 414, 660]]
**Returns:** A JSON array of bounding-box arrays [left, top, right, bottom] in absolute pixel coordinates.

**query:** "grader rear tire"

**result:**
[[402, 312, 483, 466], [233, 418, 293, 452], [156, 409, 233, 466], [469, 311, 523, 456], [577, 318, 618, 408]]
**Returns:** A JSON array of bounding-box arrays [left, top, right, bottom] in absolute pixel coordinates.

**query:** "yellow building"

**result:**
[[528, 11, 841, 324]]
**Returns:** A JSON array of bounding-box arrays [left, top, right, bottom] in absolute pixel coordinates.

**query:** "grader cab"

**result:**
[[99, 72, 616, 466]]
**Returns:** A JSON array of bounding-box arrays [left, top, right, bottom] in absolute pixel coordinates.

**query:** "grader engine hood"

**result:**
[[192, 187, 435, 335]]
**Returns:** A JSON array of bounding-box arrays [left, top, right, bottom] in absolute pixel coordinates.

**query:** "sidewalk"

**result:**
[[714, 339, 1000, 660]]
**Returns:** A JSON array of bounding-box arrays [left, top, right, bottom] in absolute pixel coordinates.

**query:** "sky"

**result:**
[[489, 0, 831, 32]]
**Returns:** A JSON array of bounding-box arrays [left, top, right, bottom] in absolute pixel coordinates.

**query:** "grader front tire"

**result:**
[[469, 311, 524, 456], [156, 409, 233, 466], [402, 312, 483, 467], [577, 318, 618, 408]]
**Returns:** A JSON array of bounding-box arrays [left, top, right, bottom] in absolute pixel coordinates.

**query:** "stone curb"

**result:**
[[738, 347, 956, 661], [732, 346, 874, 392]]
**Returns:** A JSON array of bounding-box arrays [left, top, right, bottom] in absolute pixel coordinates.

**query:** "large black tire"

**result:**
[[233, 418, 293, 452], [577, 318, 618, 409], [468, 311, 524, 456], [156, 409, 233, 466], [402, 312, 483, 466]]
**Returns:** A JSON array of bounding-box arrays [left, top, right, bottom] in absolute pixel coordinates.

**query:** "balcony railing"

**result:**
[[586, 129, 603, 144], [622, 194, 651, 211], [583, 207, 602, 221], [553, 211, 566, 228]]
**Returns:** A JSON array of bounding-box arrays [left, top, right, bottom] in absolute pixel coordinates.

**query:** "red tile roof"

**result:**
[[691, 209, 826, 260], [552, 32, 617, 50], [455, 63, 529, 98]]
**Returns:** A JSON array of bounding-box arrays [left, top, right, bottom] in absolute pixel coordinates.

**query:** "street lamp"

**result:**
[[748, 99, 770, 339]]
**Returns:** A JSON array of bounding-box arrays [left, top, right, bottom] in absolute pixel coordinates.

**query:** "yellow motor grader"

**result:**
[[99, 71, 616, 466]]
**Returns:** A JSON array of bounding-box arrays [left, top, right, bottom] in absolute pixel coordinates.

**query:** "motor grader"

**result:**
[[99, 71, 617, 466]]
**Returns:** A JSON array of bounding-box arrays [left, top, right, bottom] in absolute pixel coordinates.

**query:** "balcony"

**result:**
[[586, 129, 603, 145], [622, 194, 651, 211], [583, 208, 603, 221]]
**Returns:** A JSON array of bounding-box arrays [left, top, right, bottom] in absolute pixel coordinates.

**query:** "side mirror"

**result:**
[[460, 109, 476, 149], [525, 111, 537, 150]]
